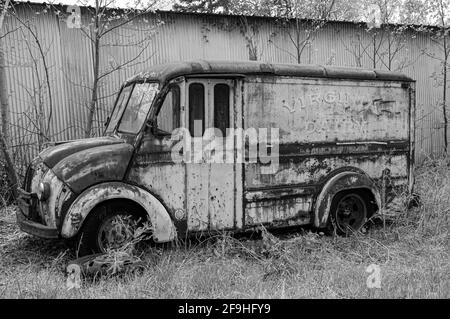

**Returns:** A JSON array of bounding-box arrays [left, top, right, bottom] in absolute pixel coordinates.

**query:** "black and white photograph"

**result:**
[[0, 0, 448, 302]]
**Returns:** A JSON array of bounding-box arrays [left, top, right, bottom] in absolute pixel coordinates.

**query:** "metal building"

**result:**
[[0, 2, 447, 166]]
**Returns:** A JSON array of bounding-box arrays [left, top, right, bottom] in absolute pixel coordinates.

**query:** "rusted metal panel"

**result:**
[[208, 163, 235, 229], [186, 162, 209, 231], [245, 154, 408, 188], [245, 194, 312, 227], [243, 153, 407, 228]]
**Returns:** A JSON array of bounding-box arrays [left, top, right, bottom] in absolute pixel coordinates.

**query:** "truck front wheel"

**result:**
[[75, 201, 146, 257]]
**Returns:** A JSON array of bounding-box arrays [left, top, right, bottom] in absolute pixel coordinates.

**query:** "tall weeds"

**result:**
[[1, 156, 449, 298]]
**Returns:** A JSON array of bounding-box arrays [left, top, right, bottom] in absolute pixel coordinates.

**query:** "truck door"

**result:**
[[185, 78, 243, 232], [127, 80, 187, 228]]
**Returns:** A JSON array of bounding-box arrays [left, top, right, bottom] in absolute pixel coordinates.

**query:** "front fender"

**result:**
[[314, 171, 381, 228], [61, 182, 177, 243]]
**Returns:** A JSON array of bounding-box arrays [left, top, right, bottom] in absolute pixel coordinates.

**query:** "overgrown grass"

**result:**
[[0, 158, 449, 299]]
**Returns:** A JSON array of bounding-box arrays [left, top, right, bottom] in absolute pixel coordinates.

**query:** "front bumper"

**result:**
[[16, 188, 59, 239]]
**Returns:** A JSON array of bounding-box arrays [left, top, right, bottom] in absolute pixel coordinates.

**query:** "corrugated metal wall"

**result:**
[[1, 3, 447, 167]]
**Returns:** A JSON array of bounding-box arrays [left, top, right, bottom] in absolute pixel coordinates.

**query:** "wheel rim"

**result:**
[[335, 194, 366, 234], [97, 214, 138, 253]]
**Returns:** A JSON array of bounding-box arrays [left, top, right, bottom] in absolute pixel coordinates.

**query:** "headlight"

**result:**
[[37, 182, 50, 201]]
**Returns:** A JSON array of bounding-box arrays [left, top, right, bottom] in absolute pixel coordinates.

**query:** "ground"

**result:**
[[0, 159, 449, 298]]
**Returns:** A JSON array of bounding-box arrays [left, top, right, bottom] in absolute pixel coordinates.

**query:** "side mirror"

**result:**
[[146, 119, 156, 134], [147, 120, 171, 137]]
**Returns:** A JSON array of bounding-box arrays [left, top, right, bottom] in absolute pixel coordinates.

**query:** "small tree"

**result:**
[[340, 0, 415, 71], [77, 0, 160, 137], [269, 0, 338, 64], [237, 16, 264, 61], [418, 0, 450, 153], [0, 0, 19, 200], [173, 0, 278, 16], [174, 0, 232, 13], [8, 3, 54, 149]]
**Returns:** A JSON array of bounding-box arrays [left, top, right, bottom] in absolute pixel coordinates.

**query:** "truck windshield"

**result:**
[[105, 82, 159, 135]]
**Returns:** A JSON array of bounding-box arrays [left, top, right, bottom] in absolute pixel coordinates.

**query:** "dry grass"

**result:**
[[0, 158, 449, 299]]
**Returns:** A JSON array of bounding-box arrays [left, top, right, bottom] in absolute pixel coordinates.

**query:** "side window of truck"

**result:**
[[156, 84, 180, 133], [189, 83, 205, 137], [214, 83, 230, 136]]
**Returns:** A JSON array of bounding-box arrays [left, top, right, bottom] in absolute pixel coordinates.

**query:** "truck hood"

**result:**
[[40, 136, 125, 168], [39, 137, 134, 194]]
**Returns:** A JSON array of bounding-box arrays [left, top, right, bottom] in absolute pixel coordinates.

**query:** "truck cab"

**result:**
[[16, 60, 416, 255]]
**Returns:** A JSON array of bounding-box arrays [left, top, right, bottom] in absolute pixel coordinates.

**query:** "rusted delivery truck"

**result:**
[[16, 60, 415, 255]]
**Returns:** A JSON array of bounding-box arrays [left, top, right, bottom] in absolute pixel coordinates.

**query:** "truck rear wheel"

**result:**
[[75, 201, 146, 257], [329, 191, 367, 236]]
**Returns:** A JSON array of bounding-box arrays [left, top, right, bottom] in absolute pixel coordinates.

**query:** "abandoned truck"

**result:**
[[16, 60, 415, 255]]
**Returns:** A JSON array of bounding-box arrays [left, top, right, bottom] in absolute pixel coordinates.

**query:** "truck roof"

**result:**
[[127, 60, 414, 84]]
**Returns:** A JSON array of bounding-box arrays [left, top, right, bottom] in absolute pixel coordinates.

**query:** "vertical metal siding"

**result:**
[[2, 4, 447, 165]]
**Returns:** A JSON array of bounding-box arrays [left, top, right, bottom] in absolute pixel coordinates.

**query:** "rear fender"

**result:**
[[314, 172, 381, 228]]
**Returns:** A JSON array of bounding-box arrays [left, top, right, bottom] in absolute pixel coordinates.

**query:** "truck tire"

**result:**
[[75, 201, 145, 257], [328, 191, 368, 236]]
